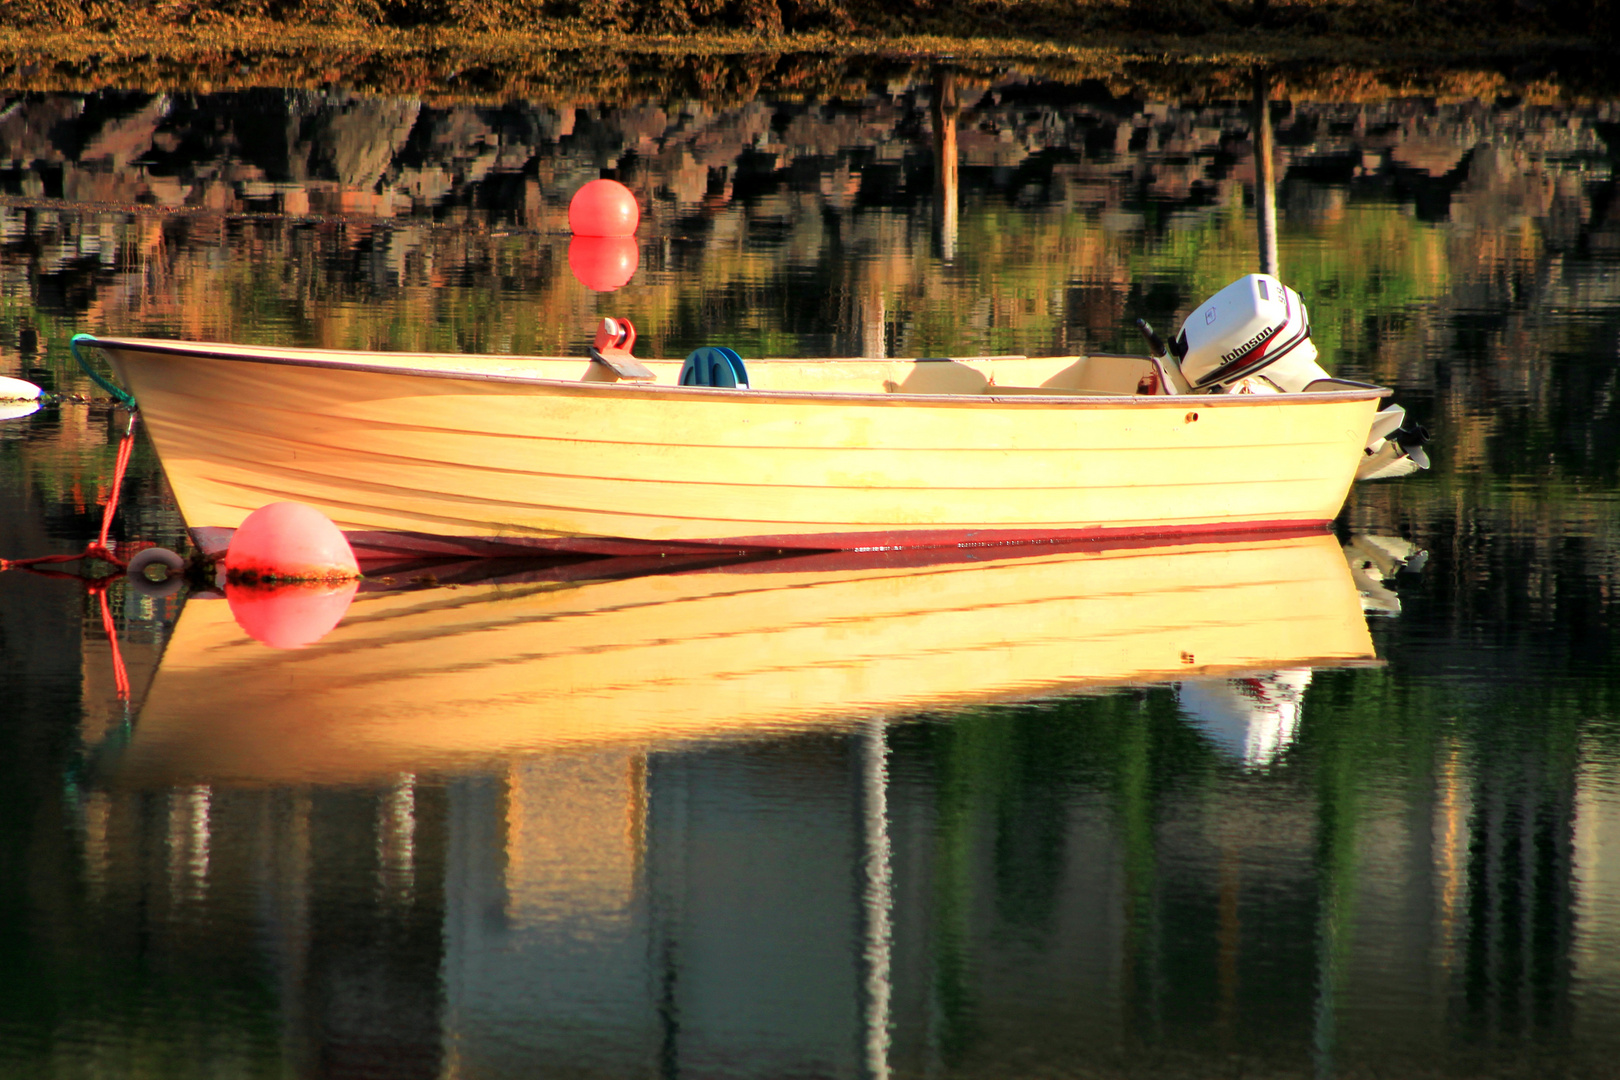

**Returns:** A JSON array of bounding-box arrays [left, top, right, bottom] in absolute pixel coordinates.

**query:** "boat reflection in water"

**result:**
[[95, 529, 1413, 1079], [114, 530, 1381, 787], [1171, 533, 1416, 768]]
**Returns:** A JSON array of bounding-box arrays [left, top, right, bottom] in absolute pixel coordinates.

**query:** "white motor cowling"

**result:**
[[1135, 273, 1431, 481], [1171, 273, 1330, 392]]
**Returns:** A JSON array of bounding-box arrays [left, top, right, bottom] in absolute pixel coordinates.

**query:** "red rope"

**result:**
[[96, 414, 137, 556], [10, 568, 133, 703], [96, 579, 131, 702], [0, 411, 138, 573], [0, 409, 144, 703]]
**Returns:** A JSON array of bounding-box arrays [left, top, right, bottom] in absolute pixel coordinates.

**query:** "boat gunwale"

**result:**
[[86, 335, 1393, 409]]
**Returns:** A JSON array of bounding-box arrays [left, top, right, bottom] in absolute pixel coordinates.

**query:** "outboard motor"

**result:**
[[1138, 273, 1429, 481], [1172, 274, 1326, 392]]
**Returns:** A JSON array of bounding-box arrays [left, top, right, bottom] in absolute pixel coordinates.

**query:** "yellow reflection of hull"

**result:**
[[93, 338, 1386, 557], [115, 533, 1375, 787]]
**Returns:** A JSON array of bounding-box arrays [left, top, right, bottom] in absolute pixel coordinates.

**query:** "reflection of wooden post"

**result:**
[[859, 281, 887, 359], [1434, 739, 1465, 979], [932, 69, 959, 262], [277, 790, 314, 1077], [1116, 709, 1159, 1047], [1253, 68, 1279, 277], [1216, 842, 1240, 1045], [378, 773, 418, 904], [859, 718, 893, 1080]]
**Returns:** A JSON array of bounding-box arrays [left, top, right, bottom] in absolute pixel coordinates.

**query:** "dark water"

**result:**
[[3, 74, 1620, 1078]]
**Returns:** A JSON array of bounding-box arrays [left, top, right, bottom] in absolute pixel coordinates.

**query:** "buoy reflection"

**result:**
[[226, 580, 359, 650], [568, 235, 640, 292]]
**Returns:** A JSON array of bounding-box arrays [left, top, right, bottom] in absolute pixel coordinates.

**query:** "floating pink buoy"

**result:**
[[224, 501, 360, 583], [226, 580, 359, 649], [568, 179, 640, 238], [568, 235, 640, 292]]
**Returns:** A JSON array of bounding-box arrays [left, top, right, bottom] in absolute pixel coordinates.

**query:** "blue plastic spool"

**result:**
[[679, 347, 749, 389]]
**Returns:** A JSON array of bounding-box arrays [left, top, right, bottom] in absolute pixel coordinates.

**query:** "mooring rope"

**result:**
[[0, 410, 139, 573], [70, 333, 138, 410], [2, 352, 147, 725]]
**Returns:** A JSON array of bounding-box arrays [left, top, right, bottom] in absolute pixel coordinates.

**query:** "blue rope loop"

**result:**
[[679, 346, 749, 389], [70, 334, 137, 409]]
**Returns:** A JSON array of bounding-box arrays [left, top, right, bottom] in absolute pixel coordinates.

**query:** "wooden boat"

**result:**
[[80, 331, 1394, 560], [108, 532, 1376, 787]]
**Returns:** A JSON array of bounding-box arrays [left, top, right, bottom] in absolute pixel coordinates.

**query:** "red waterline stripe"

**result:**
[[717, 519, 1327, 553], [191, 518, 1329, 563]]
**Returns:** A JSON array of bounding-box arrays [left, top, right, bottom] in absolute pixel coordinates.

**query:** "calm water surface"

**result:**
[[3, 71, 1620, 1078]]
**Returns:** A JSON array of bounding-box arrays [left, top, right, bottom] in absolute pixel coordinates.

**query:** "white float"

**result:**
[[0, 375, 44, 401], [0, 376, 45, 420]]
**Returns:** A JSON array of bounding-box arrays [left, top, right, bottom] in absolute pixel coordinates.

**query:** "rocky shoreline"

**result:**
[[0, 27, 1614, 104]]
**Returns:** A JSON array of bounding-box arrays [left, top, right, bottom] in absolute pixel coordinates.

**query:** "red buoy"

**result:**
[[227, 580, 359, 649], [568, 236, 640, 292], [224, 501, 360, 583], [568, 179, 640, 238]]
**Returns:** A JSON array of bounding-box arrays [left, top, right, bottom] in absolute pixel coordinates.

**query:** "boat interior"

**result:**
[[614, 352, 1165, 396], [96, 334, 1387, 402], [128, 339, 1160, 394], [103, 339, 1236, 398]]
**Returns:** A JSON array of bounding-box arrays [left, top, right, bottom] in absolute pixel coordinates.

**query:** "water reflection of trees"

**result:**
[[886, 666, 1609, 1074], [19, 669, 1607, 1076]]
